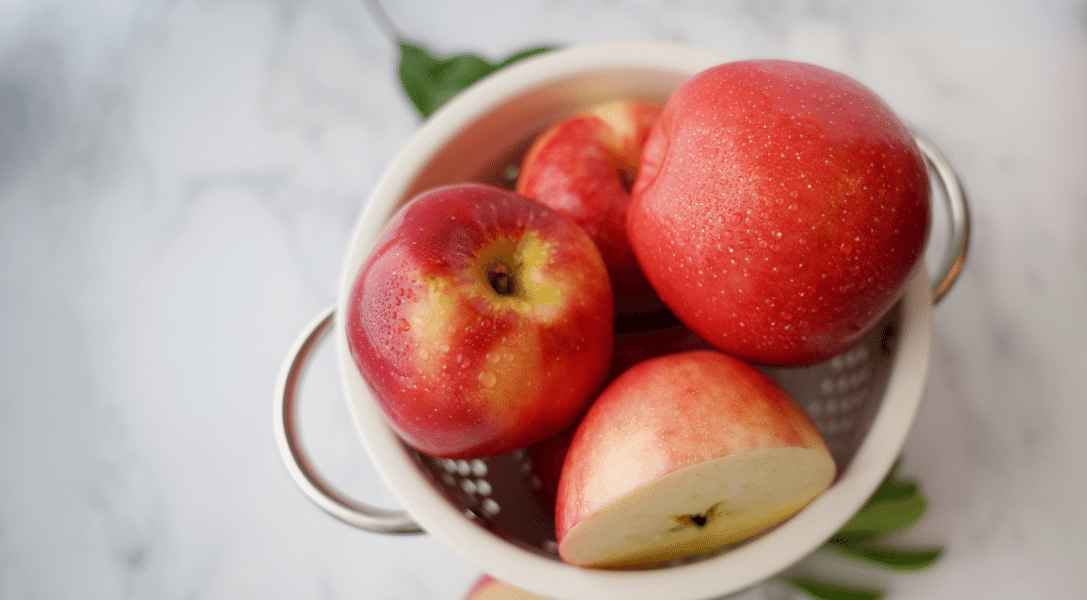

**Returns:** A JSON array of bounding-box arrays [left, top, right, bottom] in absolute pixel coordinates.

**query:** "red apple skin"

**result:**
[[464, 574, 552, 599], [517, 100, 664, 315], [345, 183, 614, 459], [554, 350, 832, 561], [628, 59, 930, 366]]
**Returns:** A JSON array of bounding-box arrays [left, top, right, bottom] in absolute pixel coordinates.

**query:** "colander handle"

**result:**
[[914, 130, 970, 304], [274, 304, 424, 534]]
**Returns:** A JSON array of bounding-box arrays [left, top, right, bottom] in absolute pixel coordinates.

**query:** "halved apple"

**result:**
[[555, 350, 835, 568]]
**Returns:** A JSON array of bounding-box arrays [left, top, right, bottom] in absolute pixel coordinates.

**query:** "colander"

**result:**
[[273, 41, 969, 600]]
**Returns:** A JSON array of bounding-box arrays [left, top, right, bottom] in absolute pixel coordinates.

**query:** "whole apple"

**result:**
[[517, 100, 664, 316], [555, 350, 835, 568], [628, 59, 930, 366], [344, 183, 614, 459]]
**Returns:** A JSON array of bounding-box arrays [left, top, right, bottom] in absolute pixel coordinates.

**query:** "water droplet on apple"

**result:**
[[480, 371, 497, 388], [399, 318, 410, 331], [730, 213, 743, 226], [849, 265, 861, 276], [840, 242, 853, 255]]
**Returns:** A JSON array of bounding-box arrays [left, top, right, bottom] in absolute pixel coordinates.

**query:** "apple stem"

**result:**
[[488, 262, 516, 296]]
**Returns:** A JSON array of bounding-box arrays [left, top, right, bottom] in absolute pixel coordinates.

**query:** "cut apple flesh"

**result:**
[[558, 446, 835, 568]]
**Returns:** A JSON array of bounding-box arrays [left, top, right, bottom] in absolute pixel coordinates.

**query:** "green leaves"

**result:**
[[782, 458, 944, 599], [826, 542, 943, 571], [397, 40, 553, 119], [833, 461, 929, 542]]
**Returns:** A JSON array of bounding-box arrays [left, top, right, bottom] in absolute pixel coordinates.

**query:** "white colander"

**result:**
[[274, 41, 969, 600]]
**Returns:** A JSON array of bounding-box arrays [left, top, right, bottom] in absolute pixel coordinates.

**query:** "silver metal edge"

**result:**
[[273, 304, 423, 534]]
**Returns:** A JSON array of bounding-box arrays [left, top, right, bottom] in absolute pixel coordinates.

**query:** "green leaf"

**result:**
[[397, 40, 553, 119], [786, 577, 884, 600], [829, 540, 944, 571], [834, 492, 928, 541]]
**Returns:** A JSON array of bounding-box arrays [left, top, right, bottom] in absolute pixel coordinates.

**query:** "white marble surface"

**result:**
[[2, 1, 1086, 599]]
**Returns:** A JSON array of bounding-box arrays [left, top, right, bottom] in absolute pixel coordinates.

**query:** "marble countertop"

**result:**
[[2, 1, 1085, 598]]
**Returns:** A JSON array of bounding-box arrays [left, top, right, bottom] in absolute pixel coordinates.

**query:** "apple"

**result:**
[[628, 59, 931, 366], [465, 574, 552, 600], [555, 350, 835, 568], [516, 100, 664, 315], [344, 183, 614, 459]]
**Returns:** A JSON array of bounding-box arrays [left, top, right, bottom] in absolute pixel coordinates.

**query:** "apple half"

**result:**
[[555, 350, 835, 568]]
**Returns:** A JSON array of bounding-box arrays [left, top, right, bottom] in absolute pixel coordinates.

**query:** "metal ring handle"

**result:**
[[914, 130, 971, 304], [274, 304, 424, 534]]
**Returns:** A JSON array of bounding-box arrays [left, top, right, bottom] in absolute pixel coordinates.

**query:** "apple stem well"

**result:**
[[616, 164, 636, 194], [485, 259, 517, 296]]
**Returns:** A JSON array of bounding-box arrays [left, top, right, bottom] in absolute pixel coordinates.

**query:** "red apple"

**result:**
[[628, 59, 930, 366], [517, 100, 664, 315], [465, 574, 552, 599], [344, 183, 614, 459], [555, 350, 835, 568]]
